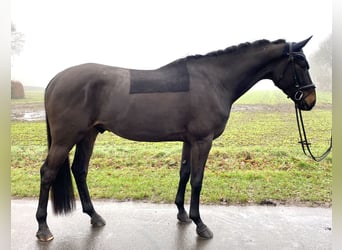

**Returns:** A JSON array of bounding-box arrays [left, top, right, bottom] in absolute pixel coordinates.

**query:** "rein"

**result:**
[[295, 105, 332, 162]]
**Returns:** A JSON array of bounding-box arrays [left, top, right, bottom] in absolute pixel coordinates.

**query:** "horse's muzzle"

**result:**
[[297, 90, 316, 111]]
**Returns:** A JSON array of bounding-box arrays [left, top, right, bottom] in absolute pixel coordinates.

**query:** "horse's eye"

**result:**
[[295, 55, 309, 69]]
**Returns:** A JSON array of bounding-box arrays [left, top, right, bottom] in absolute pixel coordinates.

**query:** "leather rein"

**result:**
[[295, 106, 332, 162]]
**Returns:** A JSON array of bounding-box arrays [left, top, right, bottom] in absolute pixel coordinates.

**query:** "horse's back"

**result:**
[[129, 61, 190, 94], [46, 63, 128, 96]]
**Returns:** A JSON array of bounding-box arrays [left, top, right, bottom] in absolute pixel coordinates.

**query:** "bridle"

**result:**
[[279, 42, 332, 162], [278, 42, 316, 103]]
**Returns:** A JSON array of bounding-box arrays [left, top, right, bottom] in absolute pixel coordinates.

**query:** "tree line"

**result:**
[[309, 34, 332, 91]]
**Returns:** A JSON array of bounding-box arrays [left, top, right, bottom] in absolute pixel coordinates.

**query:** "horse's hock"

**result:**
[[11, 80, 25, 99]]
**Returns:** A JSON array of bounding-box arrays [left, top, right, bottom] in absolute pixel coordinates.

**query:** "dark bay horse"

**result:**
[[36, 37, 316, 241]]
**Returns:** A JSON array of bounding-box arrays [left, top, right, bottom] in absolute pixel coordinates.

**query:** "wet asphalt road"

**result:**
[[11, 199, 331, 250]]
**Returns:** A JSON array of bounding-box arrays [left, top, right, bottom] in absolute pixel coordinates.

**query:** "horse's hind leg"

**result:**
[[36, 145, 71, 241], [175, 142, 192, 223], [71, 129, 106, 227], [36, 159, 54, 241]]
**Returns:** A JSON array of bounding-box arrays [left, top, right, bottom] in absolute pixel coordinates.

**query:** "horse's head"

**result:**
[[273, 36, 316, 111]]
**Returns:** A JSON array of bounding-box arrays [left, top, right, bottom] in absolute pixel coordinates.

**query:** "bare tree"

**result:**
[[309, 34, 332, 91], [11, 22, 25, 57], [11, 22, 26, 98]]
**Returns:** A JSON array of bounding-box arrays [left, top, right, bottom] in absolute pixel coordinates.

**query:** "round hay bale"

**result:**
[[11, 80, 25, 99]]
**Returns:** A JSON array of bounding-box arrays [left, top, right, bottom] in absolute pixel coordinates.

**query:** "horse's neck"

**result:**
[[216, 44, 285, 101]]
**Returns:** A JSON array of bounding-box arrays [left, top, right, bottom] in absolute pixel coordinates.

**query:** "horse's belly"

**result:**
[[110, 121, 186, 142], [104, 106, 187, 142]]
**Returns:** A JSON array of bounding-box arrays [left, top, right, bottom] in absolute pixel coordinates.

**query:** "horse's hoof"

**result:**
[[91, 213, 106, 227], [196, 223, 213, 239], [36, 229, 54, 242], [177, 211, 192, 223]]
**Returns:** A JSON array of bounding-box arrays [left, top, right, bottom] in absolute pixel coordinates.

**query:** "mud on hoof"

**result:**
[[36, 228, 54, 242], [177, 211, 192, 223], [91, 213, 106, 227], [196, 223, 213, 239]]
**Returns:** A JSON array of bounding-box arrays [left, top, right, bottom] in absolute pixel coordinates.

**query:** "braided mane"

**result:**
[[167, 39, 286, 66]]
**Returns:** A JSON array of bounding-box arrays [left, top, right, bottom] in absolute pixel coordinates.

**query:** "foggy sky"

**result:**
[[11, 0, 332, 87]]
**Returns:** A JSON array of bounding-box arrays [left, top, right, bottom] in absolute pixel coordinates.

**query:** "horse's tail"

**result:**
[[46, 111, 51, 150], [50, 157, 75, 215], [44, 84, 52, 151], [45, 110, 75, 215]]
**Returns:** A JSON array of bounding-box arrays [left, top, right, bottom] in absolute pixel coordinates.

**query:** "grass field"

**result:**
[[11, 89, 332, 206]]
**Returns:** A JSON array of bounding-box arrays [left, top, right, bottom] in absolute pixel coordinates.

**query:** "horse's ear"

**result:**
[[293, 36, 313, 51]]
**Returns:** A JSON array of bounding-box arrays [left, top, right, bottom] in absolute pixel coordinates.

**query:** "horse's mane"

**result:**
[[166, 39, 286, 66]]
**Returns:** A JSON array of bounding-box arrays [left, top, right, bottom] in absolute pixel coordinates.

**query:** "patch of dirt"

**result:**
[[11, 103, 45, 121]]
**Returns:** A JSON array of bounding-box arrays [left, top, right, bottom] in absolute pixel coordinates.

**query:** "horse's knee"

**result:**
[[180, 167, 190, 181], [190, 179, 202, 193]]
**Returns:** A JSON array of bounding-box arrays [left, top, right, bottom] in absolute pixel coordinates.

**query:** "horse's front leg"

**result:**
[[175, 142, 192, 223], [71, 130, 106, 227], [189, 138, 213, 239]]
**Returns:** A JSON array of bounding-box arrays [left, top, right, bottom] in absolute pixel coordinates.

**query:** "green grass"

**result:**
[[11, 90, 44, 104], [11, 90, 332, 205]]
